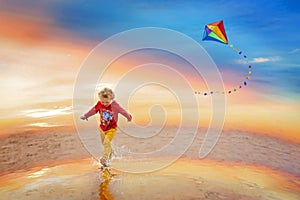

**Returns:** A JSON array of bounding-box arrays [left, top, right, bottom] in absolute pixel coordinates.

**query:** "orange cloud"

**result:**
[[0, 12, 56, 45]]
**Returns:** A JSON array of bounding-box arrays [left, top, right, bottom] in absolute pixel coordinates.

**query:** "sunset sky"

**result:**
[[0, 0, 299, 142]]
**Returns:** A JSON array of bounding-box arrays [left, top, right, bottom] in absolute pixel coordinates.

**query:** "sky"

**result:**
[[0, 0, 299, 141]]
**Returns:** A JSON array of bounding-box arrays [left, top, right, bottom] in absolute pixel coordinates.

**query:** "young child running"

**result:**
[[80, 88, 132, 167]]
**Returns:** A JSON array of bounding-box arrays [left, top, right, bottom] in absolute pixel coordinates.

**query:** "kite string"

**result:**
[[195, 44, 253, 96]]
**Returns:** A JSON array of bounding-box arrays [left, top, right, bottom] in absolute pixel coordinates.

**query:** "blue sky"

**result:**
[[48, 0, 300, 98], [1, 0, 300, 99]]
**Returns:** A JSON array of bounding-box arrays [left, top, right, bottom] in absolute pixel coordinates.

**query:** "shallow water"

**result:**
[[0, 158, 299, 200]]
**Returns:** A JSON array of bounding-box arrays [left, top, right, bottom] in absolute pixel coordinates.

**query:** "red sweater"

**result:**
[[85, 100, 132, 131]]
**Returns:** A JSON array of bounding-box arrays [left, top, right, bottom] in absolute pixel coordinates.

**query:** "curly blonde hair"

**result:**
[[98, 88, 115, 100]]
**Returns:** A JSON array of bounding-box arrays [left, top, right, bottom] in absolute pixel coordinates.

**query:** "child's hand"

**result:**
[[80, 115, 88, 121], [128, 115, 132, 122]]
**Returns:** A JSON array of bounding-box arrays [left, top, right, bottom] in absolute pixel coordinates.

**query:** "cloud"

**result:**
[[25, 122, 63, 128], [251, 56, 281, 63], [288, 48, 299, 54], [235, 56, 281, 64], [22, 106, 72, 118], [235, 59, 248, 64]]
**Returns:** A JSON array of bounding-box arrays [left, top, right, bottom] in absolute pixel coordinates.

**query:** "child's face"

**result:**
[[100, 97, 112, 107]]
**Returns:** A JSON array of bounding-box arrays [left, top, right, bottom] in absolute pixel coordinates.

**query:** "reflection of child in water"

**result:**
[[99, 169, 114, 200], [80, 88, 132, 166]]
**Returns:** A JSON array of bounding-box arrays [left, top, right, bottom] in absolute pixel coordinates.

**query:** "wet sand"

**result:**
[[0, 127, 300, 199], [114, 127, 300, 176], [1, 127, 299, 176], [0, 127, 89, 174], [0, 158, 299, 200]]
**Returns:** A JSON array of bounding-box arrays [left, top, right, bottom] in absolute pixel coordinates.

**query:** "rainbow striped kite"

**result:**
[[202, 20, 228, 44]]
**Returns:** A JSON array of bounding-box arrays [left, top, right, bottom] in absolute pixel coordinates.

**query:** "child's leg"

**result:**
[[100, 129, 105, 144], [102, 128, 117, 160]]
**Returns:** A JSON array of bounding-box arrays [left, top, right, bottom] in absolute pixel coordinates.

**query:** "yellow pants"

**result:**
[[99, 128, 117, 160]]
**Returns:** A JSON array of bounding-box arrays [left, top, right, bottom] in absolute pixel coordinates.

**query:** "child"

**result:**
[[80, 88, 132, 167]]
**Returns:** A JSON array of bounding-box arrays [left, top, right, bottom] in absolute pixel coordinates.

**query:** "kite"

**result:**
[[202, 20, 228, 44], [195, 20, 253, 96]]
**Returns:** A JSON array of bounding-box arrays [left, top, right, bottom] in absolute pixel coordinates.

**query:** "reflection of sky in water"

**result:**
[[27, 168, 50, 178], [0, 158, 299, 200]]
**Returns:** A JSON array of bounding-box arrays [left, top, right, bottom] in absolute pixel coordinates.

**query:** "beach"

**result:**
[[0, 127, 299, 199], [0, 158, 299, 200]]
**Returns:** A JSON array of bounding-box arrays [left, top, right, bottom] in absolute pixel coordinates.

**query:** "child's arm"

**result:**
[[113, 101, 132, 121], [80, 102, 101, 121]]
